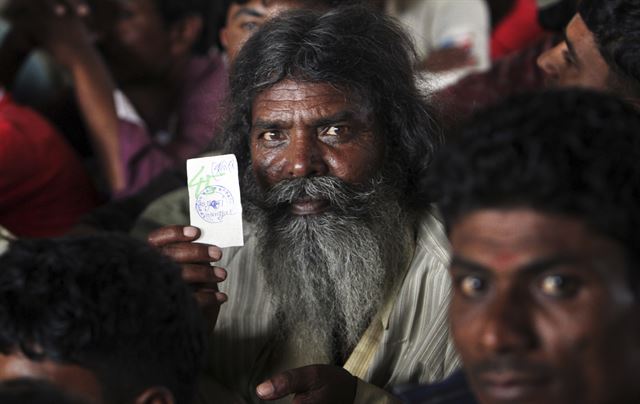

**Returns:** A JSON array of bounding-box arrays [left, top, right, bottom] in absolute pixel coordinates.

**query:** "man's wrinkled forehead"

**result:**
[[251, 80, 375, 121]]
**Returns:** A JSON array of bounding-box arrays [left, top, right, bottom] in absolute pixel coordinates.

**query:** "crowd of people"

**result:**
[[1, 0, 639, 403]]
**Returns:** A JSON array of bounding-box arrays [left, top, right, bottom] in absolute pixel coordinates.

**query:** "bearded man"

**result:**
[[137, 5, 457, 404]]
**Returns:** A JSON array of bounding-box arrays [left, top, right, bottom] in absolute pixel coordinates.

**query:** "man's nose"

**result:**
[[285, 133, 328, 178], [537, 44, 562, 81], [479, 290, 538, 355]]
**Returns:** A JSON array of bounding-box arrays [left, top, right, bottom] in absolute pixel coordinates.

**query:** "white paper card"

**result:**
[[187, 154, 244, 247]]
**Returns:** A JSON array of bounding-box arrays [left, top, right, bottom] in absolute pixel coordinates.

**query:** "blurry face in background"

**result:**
[[220, 0, 302, 64], [0, 353, 103, 404], [94, 0, 176, 84], [537, 14, 611, 90], [449, 209, 640, 404]]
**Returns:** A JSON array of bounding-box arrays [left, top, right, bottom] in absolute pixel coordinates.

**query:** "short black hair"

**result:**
[[0, 379, 88, 404], [428, 89, 640, 265], [0, 234, 206, 404], [211, 0, 362, 51], [223, 5, 441, 210], [579, 0, 640, 98], [154, 0, 211, 53]]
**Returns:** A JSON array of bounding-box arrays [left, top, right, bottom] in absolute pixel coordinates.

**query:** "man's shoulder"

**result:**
[[393, 208, 452, 317], [398, 208, 452, 313], [186, 54, 228, 92], [413, 208, 451, 269], [131, 187, 191, 240]]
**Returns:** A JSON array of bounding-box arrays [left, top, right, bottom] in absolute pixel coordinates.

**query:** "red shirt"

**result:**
[[0, 93, 100, 237], [491, 0, 545, 60]]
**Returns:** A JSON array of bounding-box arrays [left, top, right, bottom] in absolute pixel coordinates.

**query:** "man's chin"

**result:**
[[470, 368, 556, 404]]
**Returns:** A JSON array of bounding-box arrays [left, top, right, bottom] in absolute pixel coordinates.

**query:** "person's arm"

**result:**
[[64, 38, 125, 193], [75, 166, 187, 233], [44, 0, 125, 193], [5, 0, 125, 193], [420, 0, 490, 88]]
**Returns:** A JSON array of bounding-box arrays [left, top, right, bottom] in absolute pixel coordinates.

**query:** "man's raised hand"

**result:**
[[257, 365, 357, 404], [148, 225, 227, 329]]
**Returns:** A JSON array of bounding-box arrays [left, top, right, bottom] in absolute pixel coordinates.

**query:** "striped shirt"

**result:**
[[133, 188, 460, 403]]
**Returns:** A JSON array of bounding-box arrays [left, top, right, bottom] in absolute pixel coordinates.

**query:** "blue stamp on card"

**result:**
[[195, 185, 235, 223]]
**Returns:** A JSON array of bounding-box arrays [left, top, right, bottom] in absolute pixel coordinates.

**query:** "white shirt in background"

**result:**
[[387, 0, 491, 90]]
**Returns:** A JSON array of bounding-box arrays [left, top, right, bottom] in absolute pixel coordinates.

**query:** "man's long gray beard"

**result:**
[[245, 175, 413, 358]]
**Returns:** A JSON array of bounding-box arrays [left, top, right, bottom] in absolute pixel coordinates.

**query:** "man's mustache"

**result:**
[[261, 176, 379, 215]]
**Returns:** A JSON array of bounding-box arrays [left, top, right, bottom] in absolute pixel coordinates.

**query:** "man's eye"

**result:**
[[562, 49, 575, 66], [241, 21, 259, 32], [322, 126, 347, 137], [457, 275, 486, 298], [260, 131, 281, 141], [539, 275, 580, 298]]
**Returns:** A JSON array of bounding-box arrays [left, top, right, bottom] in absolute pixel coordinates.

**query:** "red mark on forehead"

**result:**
[[490, 251, 522, 269]]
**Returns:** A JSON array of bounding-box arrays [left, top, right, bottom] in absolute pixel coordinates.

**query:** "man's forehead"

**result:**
[[258, 81, 347, 100], [251, 80, 372, 119], [450, 209, 628, 278], [567, 14, 605, 65], [98, 0, 155, 18], [452, 210, 591, 260]]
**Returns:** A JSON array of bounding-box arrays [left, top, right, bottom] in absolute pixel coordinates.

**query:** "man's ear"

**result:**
[[219, 26, 229, 52], [169, 15, 203, 56], [135, 386, 175, 404]]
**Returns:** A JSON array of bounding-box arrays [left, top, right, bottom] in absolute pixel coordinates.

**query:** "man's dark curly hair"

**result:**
[[0, 234, 206, 404], [579, 0, 640, 98], [221, 5, 441, 210], [428, 89, 640, 265]]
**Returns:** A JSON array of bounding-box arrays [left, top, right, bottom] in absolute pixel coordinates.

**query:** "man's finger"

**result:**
[[182, 264, 227, 284], [194, 290, 227, 308], [161, 242, 222, 264], [257, 367, 317, 400], [148, 225, 201, 247]]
